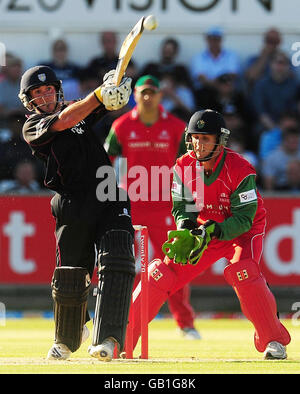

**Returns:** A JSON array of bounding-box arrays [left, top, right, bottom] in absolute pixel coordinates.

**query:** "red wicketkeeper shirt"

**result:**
[[171, 148, 266, 240]]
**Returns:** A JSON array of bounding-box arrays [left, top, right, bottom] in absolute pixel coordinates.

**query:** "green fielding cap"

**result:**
[[135, 75, 160, 92]]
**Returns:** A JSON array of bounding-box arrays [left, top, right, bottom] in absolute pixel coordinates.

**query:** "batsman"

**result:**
[[19, 65, 135, 361], [130, 109, 291, 360]]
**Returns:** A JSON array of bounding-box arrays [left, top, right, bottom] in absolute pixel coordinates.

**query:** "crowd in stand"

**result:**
[[1, 26, 300, 194]]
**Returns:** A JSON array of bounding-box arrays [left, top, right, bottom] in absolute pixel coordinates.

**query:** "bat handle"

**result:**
[[113, 63, 123, 86]]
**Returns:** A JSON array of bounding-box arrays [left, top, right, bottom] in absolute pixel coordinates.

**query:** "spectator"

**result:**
[[258, 111, 300, 161], [227, 131, 258, 168], [244, 27, 282, 90], [0, 160, 42, 194], [223, 108, 258, 155], [252, 51, 299, 132], [77, 66, 99, 98], [282, 159, 300, 192], [140, 37, 193, 89], [41, 39, 81, 100], [195, 73, 257, 151], [0, 110, 43, 182], [160, 69, 196, 122], [189, 26, 241, 91], [87, 31, 137, 84], [261, 127, 300, 190], [88, 31, 118, 79], [0, 53, 25, 120], [196, 73, 256, 123]]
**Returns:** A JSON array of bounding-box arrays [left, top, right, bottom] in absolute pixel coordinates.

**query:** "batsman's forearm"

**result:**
[[51, 92, 102, 131]]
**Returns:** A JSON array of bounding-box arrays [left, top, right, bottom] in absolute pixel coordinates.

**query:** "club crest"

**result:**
[[38, 73, 46, 82], [197, 120, 205, 129]]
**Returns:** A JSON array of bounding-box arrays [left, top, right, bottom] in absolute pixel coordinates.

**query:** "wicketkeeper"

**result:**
[[19, 65, 135, 361], [129, 109, 291, 360]]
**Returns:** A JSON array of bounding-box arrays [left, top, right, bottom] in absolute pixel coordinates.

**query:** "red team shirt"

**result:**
[[173, 148, 266, 234], [107, 105, 186, 210]]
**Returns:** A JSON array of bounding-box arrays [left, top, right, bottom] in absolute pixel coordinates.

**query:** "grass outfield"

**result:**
[[0, 317, 299, 374]]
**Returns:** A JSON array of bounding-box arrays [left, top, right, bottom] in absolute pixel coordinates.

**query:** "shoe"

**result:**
[[46, 324, 90, 360], [264, 341, 287, 360], [88, 337, 117, 362], [180, 327, 201, 340], [47, 343, 71, 360]]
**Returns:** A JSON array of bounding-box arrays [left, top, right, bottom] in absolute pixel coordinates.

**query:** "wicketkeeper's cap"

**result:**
[[135, 75, 160, 92]]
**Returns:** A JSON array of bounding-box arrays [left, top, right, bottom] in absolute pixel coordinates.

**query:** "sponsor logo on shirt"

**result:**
[[158, 130, 170, 139], [219, 192, 230, 203], [128, 141, 151, 148], [118, 208, 131, 218], [129, 130, 138, 139], [71, 120, 86, 135], [238, 189, 257, 203], [127, 141, 169, 149]]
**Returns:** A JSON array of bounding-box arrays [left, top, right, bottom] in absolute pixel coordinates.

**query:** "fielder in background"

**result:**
[[130, 109, 291, 360], [19, 65, 135, 362], [105, 75, 200, 339]]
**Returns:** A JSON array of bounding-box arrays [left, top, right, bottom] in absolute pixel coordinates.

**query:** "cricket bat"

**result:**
[[113, 16, 146, 86]]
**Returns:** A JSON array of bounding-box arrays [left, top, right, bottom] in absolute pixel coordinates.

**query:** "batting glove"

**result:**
[[102, 69, 116, 86], [94, 73, 132, 111]]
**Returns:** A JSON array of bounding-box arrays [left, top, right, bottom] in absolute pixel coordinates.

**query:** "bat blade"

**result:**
[[113, 16, 145, 86]]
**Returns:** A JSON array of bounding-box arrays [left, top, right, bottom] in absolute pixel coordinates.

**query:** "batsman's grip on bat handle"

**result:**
[[93, 69, 117, 103]]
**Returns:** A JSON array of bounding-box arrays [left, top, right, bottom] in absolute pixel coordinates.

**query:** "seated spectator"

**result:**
[[0, 53, 26, 120], [227, 131, 258, 168], [0, 110, 44, 182], [77, 66, 99, 97], [189, 26, 241, 91], [258, 111, 300, 161], [223, 107, 257, 155], [196, 73, 256, 120], [87, 31, 137, 84], [140, 37, 193, 89], [261, 127, 300, 190], [196, 73, 257, 150], [87, 31, 119, 81], [0, 161, 42, 194], [160, 69, 196, 121], [40, 38, 81, 100], [282, 159, 300, 192], [252, 51, 299, 132], [244, 27, 282, 91]]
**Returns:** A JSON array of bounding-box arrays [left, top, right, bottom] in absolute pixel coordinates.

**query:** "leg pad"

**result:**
[[92, 230, 135, 351], [224, 259, 291, 352], [51, 266, 90, 352]]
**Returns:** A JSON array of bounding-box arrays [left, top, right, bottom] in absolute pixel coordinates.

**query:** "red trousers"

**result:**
[[166, 228, 265, 295], [132, 204, 195, 329]]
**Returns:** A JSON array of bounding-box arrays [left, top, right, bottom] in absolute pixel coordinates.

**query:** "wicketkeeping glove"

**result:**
[[162, 220, 221, 266], [162, 229, 195, 265], [189, 220, 221, 264], [94, 69, 132, 111]]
